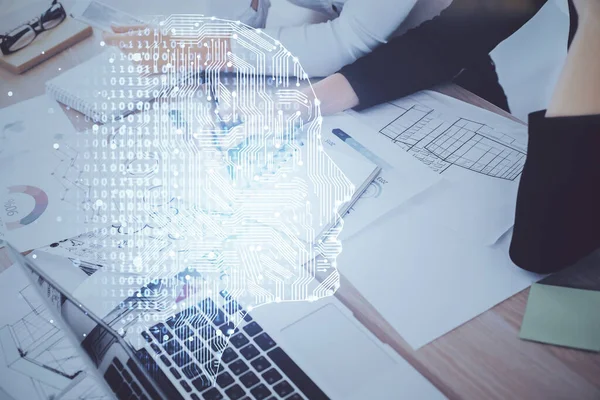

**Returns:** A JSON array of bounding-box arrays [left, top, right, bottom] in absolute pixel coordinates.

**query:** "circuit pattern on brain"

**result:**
[[72, 15, 353, 341]]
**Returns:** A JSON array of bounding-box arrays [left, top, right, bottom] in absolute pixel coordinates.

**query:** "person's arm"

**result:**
[[208, 0, 269, 28], [102, 0, 269, 72], [105, 0, 416, 78], [546, 1, 600, 117], [232, 0, 418, 78], [313, 0, 547, 113], [509, 0, 600, 273]]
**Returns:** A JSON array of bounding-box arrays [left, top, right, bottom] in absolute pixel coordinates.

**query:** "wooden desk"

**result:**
[[1, 13, 600, 400], [333, 87, 600, 400]]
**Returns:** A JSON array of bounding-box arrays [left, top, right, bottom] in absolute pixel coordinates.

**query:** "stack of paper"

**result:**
[[335, 90, 544, 349]]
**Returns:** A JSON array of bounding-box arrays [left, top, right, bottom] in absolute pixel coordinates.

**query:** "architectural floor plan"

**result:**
[[348, 90, 529, 245], [378, 102, 526, 181], [0, 265, 109, 400]]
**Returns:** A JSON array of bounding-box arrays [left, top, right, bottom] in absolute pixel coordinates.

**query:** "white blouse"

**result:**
[[208, 0, 431, 77]]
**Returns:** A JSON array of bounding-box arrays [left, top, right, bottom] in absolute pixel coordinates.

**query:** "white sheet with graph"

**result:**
[[0, 263, 109, 400], [375, 97, 527, 181], [348, 90, 530, 245]]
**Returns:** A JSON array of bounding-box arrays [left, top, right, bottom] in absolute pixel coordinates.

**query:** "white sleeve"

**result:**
[[208, 0, 270, 28], [231, 0, 418, 78]]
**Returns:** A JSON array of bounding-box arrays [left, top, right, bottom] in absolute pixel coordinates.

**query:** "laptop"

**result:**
[[2, 242, 445, 400]]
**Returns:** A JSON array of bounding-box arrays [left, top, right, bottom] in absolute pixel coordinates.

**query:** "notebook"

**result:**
[[45, 48, 207, 123], [45, 50, 160, 123], [0, 16, 92, 74]]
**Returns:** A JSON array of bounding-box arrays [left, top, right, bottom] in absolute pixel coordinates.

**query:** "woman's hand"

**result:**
[[546, 0, 600, 116], [102, 25, 169, 70], [305, 73, 360, 116], [102, 24, 231, 73], [572, 0, 600, 21]]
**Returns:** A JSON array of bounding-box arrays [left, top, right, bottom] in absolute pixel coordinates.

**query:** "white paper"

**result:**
[[0, 95, 73, 163], [276, 117, 381, 242], [38, 226, 175, 275], [336, 198, 543, 350], [0, 148, 93, 252], [321, 113, 441, 241], [0, 263, 110, 400], [0, 97, 95, 251], [348, 90, 528, 245]]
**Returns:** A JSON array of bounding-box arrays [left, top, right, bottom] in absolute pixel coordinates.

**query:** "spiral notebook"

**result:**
[[45, 50, 207, 122], [45, 51, 157, 122]]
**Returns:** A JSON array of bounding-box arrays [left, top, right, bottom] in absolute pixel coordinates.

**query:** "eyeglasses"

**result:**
[[0, 0, 67, 55]]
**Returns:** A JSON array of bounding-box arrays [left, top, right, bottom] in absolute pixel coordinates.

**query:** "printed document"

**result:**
[[349, 90, 528, 245]]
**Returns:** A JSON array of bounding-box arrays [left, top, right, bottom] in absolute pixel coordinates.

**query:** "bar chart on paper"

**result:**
[[377, 102, 527, 181]]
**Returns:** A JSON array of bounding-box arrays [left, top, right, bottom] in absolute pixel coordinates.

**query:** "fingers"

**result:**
[[102, 28, 154, 50], [101, 32, 124, 47], [101, 24, 164, 68], [111, 24, 149, 33], [101, 33, 142, 52], [103, 24, 153, 46]]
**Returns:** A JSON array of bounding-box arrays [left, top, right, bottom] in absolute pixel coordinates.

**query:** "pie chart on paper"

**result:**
[[4, 185, 49, 231]]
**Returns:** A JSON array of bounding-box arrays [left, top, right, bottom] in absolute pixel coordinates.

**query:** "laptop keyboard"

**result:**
[[128, 291, 330, 400], [104, 357, 150, 400]]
